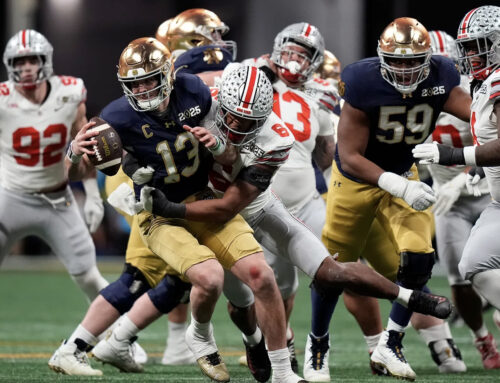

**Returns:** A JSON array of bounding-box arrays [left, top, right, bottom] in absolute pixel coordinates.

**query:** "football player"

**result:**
[[0, 30, 108, 304], [413, 4, 500, 324], [91, 38, 304, 383], [321, 17, 471, 380]]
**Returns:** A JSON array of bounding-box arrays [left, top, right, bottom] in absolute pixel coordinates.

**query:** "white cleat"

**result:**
[[92, 334, 144, 373], [271, 371, 308, 383], [48, 339, 102, 376], [185, 322, 229, 382], [370, 330, 416, 381], [429, 339, 466, 373], [162, 334, 196, 365], [303, 333, 331, 382], [131, 341, 148, 365]]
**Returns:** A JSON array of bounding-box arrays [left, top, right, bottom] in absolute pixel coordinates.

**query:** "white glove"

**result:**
[[433, 172, 467, 216], [137, 186, 155, 213], [82, 178, 104, 233], [466, 167, 486, 197], [378, 172, 436, 211], [131, 166, 154, 185], [107, 182, 142, 216], [412, 142, 440, 165]]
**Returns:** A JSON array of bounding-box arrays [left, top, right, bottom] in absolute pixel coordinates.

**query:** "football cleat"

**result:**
[[428, 339, 466, 373], [407, 290, 452, 319], [370, 330, 416, 381], [303, 333, 330, 382], [92, 334, 144, 373], [162, 332, 196, 365], [131, 340, 148, 365], [185, 322, 229, 382], [474, 333, 500, 369], [243, 337, 271, 382], [271, 371, 308, 383], [48, 339, 102, 376], [287, 331, 299, 374]]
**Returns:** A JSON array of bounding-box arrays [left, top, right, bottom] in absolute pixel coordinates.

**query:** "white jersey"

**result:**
[[470, 69, 500, 201], [208, 112, 294, 218], [428, 75, 488, 196], [0, 76, 86, 192], [269, 80, 334, 214]]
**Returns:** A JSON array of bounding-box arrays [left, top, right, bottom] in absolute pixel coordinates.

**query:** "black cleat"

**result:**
[[244, 337, 271, 382], [287, 334, 299, 373], [407, 290, 453, 319]]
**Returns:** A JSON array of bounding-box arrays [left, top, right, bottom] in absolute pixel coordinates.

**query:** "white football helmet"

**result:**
[[216, 65, 273, 146], [271, 22, 325, 85], [456, 6, 500, 80], [117, 37, 174, 112], [3, 29, 53, 85], [429, 30, 458, 61], [378, 17, 432, 94]]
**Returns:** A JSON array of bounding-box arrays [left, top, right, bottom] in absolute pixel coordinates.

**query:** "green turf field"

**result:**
[[1, 268, 499, 382]]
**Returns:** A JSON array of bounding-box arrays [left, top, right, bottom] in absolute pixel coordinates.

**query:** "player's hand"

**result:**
[[72, 120, 99, 156], [84, 193, 104, 233], [466, 167, 486, 197], [137, 186, 186, 218], [183, 125, 217, 148], [378, 172, 435, 211], [412, 142, 465, 166], [122, 153, 154, 185], [433, 172, 467, 216]]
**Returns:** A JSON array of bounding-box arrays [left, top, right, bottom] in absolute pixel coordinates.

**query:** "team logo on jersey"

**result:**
[[338, 80, 345, 97], [421, 86, 445, 97], [178, 105, 201, 121], [203, 48, 224, 64]]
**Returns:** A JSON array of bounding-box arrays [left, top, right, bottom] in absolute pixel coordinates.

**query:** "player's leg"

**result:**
[[435, 195, 500, 369], [162, 303, 196, 365], [42, 187, 108, 301]]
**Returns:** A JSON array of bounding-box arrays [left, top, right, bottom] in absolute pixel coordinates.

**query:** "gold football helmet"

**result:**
[[378, 17, 431, 94], [117, 37, 174, 112], [315, 50, 341, 81], [156, 8, 236, 59]]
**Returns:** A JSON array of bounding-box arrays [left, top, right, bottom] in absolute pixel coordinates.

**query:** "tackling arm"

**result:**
[[312, 134, 335, 171]]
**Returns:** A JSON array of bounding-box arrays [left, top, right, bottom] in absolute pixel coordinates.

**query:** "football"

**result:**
[[87, 117, 122, 176]]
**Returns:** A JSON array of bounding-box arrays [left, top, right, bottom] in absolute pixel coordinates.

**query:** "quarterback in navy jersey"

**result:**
[[101, 71, 213, 203], [322, 17, 471, 380]]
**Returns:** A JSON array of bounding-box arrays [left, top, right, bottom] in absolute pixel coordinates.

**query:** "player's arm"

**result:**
[[184, 124, 238, 165], [196, 70, 224, 87], [442, 85, 471, 122], [413, 102, 500, 167], [312, 134, 335, 171], [139, 164, 276, 223], [337, 101, 383, 185]]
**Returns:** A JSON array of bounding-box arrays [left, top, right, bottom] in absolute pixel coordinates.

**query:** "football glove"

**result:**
[[138, 186, 186, 219], [122, 153, 154, 185], [82, 178, 104, 233], [378, 172, 436, 211], [466, 167, 486, 197], [433, 172, 467, 216], [413, 142, 476, 166]]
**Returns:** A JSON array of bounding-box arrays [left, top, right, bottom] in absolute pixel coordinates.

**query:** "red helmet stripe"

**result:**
[[459, 8, 478, 37], [21, 30, 27, 47], [435, 31, 444, 53], [304, 24, 312, 37], [242, 66, 258, 107]]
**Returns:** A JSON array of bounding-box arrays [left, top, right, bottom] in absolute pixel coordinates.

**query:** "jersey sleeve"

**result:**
[[175, 45, 233, 74], [317, 107, 335, 136], [489, 70, 500, 102], [340, 62, 366, 110], [56, 75, 87, 103]]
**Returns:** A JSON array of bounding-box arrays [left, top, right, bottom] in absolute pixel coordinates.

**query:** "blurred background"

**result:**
[[0, 0, 492, 258]]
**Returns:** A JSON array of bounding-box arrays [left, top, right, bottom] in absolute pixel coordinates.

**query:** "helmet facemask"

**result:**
[[456, 32, 500, 80]]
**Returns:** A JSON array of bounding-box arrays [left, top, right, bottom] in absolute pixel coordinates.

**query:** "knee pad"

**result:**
[[100, 263, 151, 314], [148, 275, 192, 314], [397, 251, 435, 290]]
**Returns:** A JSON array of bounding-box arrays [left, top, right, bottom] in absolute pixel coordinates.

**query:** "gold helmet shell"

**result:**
[[117, 37, 174, 111], [158, 8, 236, 59], [315, 50, 341, 81], [377, 17, 432, 94]]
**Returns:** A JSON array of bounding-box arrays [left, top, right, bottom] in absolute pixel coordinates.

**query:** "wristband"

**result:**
[[66, 141, 83, 164], [463, 146, 477, 166], [208, 136, 226, 156]]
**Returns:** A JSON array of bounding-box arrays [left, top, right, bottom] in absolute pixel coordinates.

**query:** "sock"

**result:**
[[242, 327, 262, 346], [472, 323, 489, 340], [311, 285, 338, 337], [395, 286, 413, 306], [418, 322, 452, 345], [114, 314, 139, 342], [68, 324, 98, 346], [190, 313, 211, 338], [268, 348, 292, 377], [168, 320, 187, 342], [387, 318, 406, 333], [364, 332, 382, 354]]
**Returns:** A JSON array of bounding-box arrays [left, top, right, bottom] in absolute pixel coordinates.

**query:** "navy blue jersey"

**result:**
[[175, 45, 233, 74], [100, 73, 213, 203], [337, 55, 460, 176]]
